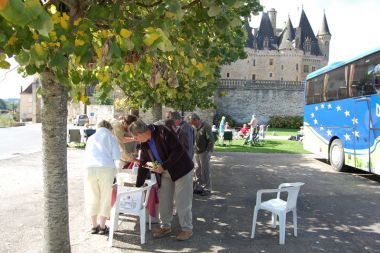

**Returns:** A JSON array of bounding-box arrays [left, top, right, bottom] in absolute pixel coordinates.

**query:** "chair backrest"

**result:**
[[68, 129, 81, 143], [258, 125, 266, 139], [223, 131, 233, 141], [117, 180, 154, 214], [277, 182, 304, 210]]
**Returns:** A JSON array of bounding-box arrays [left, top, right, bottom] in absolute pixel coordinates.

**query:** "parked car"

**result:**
[[73, 114, 89, 126]]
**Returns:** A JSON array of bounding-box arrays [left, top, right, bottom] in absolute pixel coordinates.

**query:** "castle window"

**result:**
[[304, 37, 311, 52], [281, 65, 284, 70], [269, 59, 274, 65], [253, 59, 256, 66], [296, 64, 299, 70], [264, 37, 269, 48], [304, 65, 309, 73], [227, 73, 230, 78], [312, 66, 316, 71], [325, 41, 329, 46], [269, 73, 273, 78], [281, 77, 283, 81], [252, 74, 256, 80]]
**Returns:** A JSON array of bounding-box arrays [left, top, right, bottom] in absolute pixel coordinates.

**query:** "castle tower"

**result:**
[[267, 8, 277, 36], [317, 12, 331, 61]]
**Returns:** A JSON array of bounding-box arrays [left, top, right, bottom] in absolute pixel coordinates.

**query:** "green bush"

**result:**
[[0, 114, 15, 128], [267, 116, 303, 129]]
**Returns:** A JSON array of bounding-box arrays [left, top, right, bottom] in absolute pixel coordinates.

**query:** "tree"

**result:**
[[0, 98, 6, 110], [0, 0, 262, 251]]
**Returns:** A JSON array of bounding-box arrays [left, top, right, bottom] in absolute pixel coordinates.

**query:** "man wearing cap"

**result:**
[[190, 113, 215, 196]]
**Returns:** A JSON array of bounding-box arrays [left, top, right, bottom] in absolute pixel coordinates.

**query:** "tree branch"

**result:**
[[135, 0, 163, 8]]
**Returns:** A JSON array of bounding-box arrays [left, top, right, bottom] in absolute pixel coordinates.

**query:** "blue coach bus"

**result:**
[[304, 48, 380, 175]]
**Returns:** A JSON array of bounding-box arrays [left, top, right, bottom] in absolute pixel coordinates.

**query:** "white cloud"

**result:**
[[252, 0, 380, 64]]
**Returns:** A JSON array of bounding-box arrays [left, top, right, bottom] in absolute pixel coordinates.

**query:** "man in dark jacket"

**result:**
[[129, 119, 194, 241], [190, 113, 215, 196], [171, 111, 195, 159]]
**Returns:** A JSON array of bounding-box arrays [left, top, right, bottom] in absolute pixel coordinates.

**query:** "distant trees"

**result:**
[[0, 98, 7, 110]]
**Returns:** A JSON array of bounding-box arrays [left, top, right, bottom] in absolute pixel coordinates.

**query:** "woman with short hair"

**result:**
[[84, 120, 120, 235]]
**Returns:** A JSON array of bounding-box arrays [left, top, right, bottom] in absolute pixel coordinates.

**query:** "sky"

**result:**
[[252, 0, 380, 63], [1, 0, 380, 99]]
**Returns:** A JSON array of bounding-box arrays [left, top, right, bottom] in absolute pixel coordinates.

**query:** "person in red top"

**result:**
[[239, 123, 249, 138]]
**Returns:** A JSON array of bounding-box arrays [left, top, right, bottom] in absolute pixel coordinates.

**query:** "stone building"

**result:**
[[217, 8, 331, 124], [19, 78, 41, 123]]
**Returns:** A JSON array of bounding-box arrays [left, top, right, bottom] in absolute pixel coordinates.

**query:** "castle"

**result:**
[[215, 8, 331, 124]]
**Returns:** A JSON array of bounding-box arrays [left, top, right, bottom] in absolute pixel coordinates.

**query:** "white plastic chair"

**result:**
[[109, 179, 155, 246], [251, 182, 305, 245]]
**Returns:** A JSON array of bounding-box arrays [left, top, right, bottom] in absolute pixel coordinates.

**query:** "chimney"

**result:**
[[268, 8, 277, 36]]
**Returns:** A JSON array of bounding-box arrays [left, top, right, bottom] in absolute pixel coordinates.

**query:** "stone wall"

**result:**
[[87, 105, 114, 125], [214, 79, 304, 125]]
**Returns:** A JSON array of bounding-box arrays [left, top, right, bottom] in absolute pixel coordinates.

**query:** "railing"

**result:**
[[218, 79, 304, 90]]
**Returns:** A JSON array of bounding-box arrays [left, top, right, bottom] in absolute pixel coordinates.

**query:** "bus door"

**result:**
[[354, 98, 372, 172]]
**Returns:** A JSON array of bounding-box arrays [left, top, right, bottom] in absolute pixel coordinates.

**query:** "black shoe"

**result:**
[[98, 225, 109, 235], [90, 225, 99, 234], [193, 189, 203, 195], [200, 190, 210, 196]]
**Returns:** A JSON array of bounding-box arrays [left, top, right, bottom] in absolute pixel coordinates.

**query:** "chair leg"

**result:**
[[109, 207, 116, 247], [148, 214, 152, 231], [251, 207, 258, 239], [271, 213, 277, 228], [293, 209, 298, 237], [114, 211, 120, 231], [140, 210, 146, 244], [278, 213, 286, 245]]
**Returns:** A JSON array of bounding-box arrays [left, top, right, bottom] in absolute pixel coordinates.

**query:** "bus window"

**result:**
[[325, 67, 346, 101], [373, 63, 380, 93], [351, 54, 380, 96], [306, 76, 323, 104]]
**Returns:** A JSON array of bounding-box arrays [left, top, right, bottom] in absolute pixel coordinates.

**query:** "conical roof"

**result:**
[[253, 12, 278, 50], [317, 12, 331, 36], [279, 16, 295, 50], [244, 21, 255, 48], [296, 9, 322, 55]]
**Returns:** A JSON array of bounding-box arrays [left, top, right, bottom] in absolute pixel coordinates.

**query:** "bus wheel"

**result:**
[[329, 139, 347, 172]]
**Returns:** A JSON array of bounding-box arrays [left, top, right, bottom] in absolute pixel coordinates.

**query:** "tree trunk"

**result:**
[[152, 102, 162, 122], [40, 71, 71, 252]]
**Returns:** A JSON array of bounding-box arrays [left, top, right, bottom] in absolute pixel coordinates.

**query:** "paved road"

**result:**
[[0, 150, 379, 253], [0, 123, 42, 160]]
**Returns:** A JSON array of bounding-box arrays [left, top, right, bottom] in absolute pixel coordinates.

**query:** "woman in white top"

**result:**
[[84, 120, 120, 235]]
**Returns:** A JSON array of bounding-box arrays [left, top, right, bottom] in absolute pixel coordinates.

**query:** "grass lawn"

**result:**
[[214, 139, 309, 154]]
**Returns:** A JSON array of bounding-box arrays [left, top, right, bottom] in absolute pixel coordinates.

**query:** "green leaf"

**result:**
[[70, 71, 81, 84], [0, 60, 10, 69], [25, 64, 37, 75], [50, 53, 67, 70], [111, 41, 121, 57], [15, 50, 30, 66]]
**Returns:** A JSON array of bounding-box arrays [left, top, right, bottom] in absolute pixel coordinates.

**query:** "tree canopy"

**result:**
[[0, 0, 262, 112]]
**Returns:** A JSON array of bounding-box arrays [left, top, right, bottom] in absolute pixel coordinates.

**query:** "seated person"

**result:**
[[224, 122, 231, 130], [238, 124, 249, 138]]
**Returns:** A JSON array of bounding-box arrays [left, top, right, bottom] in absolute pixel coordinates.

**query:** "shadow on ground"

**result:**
[[107, 153, 380, 253]]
